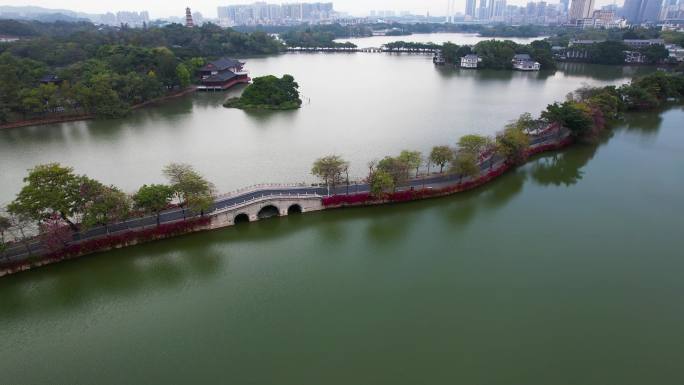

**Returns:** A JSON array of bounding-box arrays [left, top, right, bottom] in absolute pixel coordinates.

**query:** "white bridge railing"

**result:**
[[211, 192, 323, 215], [214, 182, 318, 201]]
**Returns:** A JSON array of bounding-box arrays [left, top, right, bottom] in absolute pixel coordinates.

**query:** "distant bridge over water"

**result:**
[[286, 47, 440, 54]]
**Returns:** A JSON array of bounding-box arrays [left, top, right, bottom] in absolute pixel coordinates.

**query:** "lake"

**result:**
[[2, 44, 683, 384], [0, 52, 654, 204], [1, 106, 683, 384]]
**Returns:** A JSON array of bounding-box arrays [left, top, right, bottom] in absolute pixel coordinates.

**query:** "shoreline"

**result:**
[[0, 135, 573, 278], [0, 86, 198, 131]]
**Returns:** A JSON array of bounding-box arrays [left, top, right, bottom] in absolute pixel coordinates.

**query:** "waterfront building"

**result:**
[[39, 74, 62, 85], [624, 50, 647, 63], [512, 54, 541, 70], [461, 54, 481, 68], [569, 0, 595, 21], [433, 52, 446, 65], [0, 34, 19, 42], [198, 58, 251, 91], [623, 38, 665, 48], [666, 44, 684, 61]]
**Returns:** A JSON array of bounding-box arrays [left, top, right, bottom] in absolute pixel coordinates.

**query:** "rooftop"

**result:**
[[513, 54, 532, 60], [203, 70, 238, 83], [200, 57, 244, 72], [39, 74, 61, 83]]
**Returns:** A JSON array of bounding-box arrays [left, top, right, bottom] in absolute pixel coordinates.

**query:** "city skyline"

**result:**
[[0, 0, 625, 19]]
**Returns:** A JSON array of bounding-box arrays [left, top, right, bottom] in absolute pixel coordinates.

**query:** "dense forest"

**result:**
[[0, 20, 285, 122]]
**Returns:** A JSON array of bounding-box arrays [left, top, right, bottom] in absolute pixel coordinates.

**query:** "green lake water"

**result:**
[[1, 105, 683, 384]]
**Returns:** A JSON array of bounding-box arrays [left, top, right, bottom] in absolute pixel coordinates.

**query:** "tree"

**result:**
[[82, 186, 131, 233], [472, 39, 517, 69], [496, 126, 530, 165], [507, 112, 540, 134], [452, 151, 480, 183], [398, 150, 422, 178], [187, 194, 214, 217], [176, 63, 191, 88], [163, 163, 214, 219], [0, 214, 10, 256], [529, 39, 556, 70], [6, 212, 34, 256], [429, 146, 454, 173], [133, 184, 174, 226], [587, 41, 627, 65], [311, 155, 348, 193], [639, 44, 669, 64], [224, 74, 302, 110], [619, 84, 659, 110], [369, 170, 395, 197], [367, 159, 377, 180], [587, 90, 621, 119], [377, 156, 408, 189], [39, 214, 72, 253], [7, 163, 99, 230], [541, 101, 594, 137], [458, 134, 493, 156]]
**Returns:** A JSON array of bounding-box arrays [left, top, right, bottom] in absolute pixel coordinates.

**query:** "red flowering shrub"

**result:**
[[37, 217, 211, 263], [322, 193, 375, 206], [39, 214, 72, 254]]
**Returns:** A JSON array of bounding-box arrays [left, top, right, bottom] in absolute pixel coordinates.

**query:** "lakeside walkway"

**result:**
[[1, 128, 569, 267]]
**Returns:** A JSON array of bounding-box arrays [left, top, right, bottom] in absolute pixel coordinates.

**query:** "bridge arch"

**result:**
[[288, 204, 303, 215], [257, 205, 280, 220], [234, 213, 250, 224]]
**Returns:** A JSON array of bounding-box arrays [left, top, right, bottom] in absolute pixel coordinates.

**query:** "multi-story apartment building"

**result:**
[[218, 2, 334, 26]]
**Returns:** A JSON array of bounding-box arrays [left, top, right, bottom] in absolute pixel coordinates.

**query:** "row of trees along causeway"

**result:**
[[0, 20, 284, 122], [0, 163, 214, 259], [310, 71, 684, 201], [223, 74, 302, 110]]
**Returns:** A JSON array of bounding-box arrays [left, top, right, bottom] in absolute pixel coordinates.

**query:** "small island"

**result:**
[[223, 74, 302, 110]]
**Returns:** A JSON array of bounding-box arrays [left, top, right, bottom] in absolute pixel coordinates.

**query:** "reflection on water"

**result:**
[[556, 62, 654, 80], [0, 235, 225, 321]]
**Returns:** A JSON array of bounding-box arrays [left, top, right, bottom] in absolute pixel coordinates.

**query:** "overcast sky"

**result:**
[[5, 0, 621, 18]]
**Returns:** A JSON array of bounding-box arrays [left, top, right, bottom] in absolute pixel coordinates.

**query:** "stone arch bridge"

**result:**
[[208, 193, 324, 229]]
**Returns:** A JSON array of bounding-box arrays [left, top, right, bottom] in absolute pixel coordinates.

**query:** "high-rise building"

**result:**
[[492, 0, 506, 20], [465, 0, 478, 18], [638, 0, 664, 22], [114, 11, 149, 27], [622, 0, 642, 21], [621, 0, 664, 23], [185, 7, 194, 27], [218, 2, 333, 25], [479, 0, 488, 19], [568, 0, 595, 21]]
